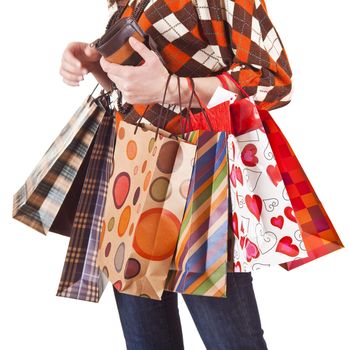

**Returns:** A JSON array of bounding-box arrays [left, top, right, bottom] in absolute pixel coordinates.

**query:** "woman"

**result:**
[[59, 1, 292, 348]]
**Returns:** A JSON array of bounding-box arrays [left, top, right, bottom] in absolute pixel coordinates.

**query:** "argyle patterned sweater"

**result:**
[[106, 0, 293, 131]]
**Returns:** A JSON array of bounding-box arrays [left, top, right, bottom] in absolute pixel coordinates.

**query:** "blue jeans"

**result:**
[[112, 272, 268, 350]]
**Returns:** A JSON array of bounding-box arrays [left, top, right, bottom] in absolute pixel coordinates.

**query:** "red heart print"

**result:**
[[245, 238, 260, 262], [234, 261, 242, 272], [266, 164, 282, 186], [284, 206, 297, 222], [236, 166, 243, 185], [271, 215, 284, 229], [231, 141, 235, 159], [240, 236, 245, 249], [240, 220, 245, 233], [232, 212, 239, 239], [230, 164, 237, 187], [245, 194, 263, 221], [276, 236, 299, 257], [241, 143, 258, 167], [230, 165, 243, 187]]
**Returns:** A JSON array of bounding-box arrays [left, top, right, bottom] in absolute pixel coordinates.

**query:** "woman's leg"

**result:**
[[112, 286, 185, 350], [181, 272, 268, 350]]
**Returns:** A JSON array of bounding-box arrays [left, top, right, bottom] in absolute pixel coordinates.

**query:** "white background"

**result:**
[[1, 1, 349, 349]]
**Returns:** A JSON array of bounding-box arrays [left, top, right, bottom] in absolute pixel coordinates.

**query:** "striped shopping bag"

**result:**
[[56, 110, 116, 302], [12, 84, 106, 236], [164, 130, 229, 297]]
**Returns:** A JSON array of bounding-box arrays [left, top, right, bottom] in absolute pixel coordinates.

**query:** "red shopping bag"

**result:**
[[221, 71, 344, 270], [177, 75, 231, 133], [258, 108, 344, 270], [180, 73, 262, 136]]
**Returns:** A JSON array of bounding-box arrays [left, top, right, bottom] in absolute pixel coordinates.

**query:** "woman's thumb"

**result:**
[[84, 44, 100, 59]]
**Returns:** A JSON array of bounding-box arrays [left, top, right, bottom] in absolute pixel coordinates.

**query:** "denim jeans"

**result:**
[[112, 272, 268, 350]]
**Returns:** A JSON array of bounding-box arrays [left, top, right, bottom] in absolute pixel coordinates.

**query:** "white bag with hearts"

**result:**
[[226, 98, 309, 272], [206, 83, 309, 272]]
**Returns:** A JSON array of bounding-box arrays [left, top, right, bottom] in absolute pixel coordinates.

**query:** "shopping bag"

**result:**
[[56, 110, 116, 302], [221, 71, 344, 271], [180, 75, 309, 271], [164, 130, 230, 297], [258, 108, 345, 270], [221, 77, 309, 271], [227, 108, 309, 271], [97, 119, 196, 300], [163, 77, 230, 297], [12, 84, 106, 235]]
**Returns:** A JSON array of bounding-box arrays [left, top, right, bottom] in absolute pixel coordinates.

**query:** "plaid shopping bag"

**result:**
[[12, 84, 106, 236], [56, 110, 116, 302], [97, 119, 196, 300]]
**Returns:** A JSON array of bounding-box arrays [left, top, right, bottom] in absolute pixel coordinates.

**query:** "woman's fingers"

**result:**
[[61, 58, 88, 75], [62, 47, 82, 69], [60, 45, 88, 86], [60, 67, 84, 85], [60, 42, 101, 87], [62, 78, 80, 86]]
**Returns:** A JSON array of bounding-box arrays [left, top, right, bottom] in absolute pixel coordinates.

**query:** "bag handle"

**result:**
[[176, 75, 192, 140], [220, 71, 250, 99], [157, 73, 174, 137], [185, 77, 214, 131], [175, 74, 232, 134], [87, 83, 118, 116], [215, 73, 229, 90], [134, 73, 173, 140]]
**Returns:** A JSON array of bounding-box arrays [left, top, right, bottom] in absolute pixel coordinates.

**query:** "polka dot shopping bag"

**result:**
[[97, 116, 197, 300]]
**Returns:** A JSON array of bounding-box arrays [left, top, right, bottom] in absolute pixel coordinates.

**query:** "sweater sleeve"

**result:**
[[225, 0, 293, 111]]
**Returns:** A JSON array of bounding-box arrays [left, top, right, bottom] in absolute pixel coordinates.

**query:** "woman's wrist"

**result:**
[[90, 63, 114, 91], [165, 75, 220, 108], [164, 74, 243, 108], [165, 75, 191, 106]]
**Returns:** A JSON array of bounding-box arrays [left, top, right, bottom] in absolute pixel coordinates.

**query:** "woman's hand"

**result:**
[[99, 36, 169, 105], [59, 42, 102, 86]]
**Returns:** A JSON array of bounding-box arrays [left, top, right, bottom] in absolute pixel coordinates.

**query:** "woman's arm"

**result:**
[[169, 0, 292, 110], [99, 36, 243, 109], [165, 0, 293, 110], [90, 64, 114, 91], [225, 0, 293, 110]]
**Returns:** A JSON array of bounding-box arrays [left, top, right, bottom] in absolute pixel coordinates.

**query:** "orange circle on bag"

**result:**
[[99, 220, 106, 250], [133, 208, 180, 261], [118, 206, 131, 237], [143, 171, 152, 191], [127, 140, 137, 160]]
